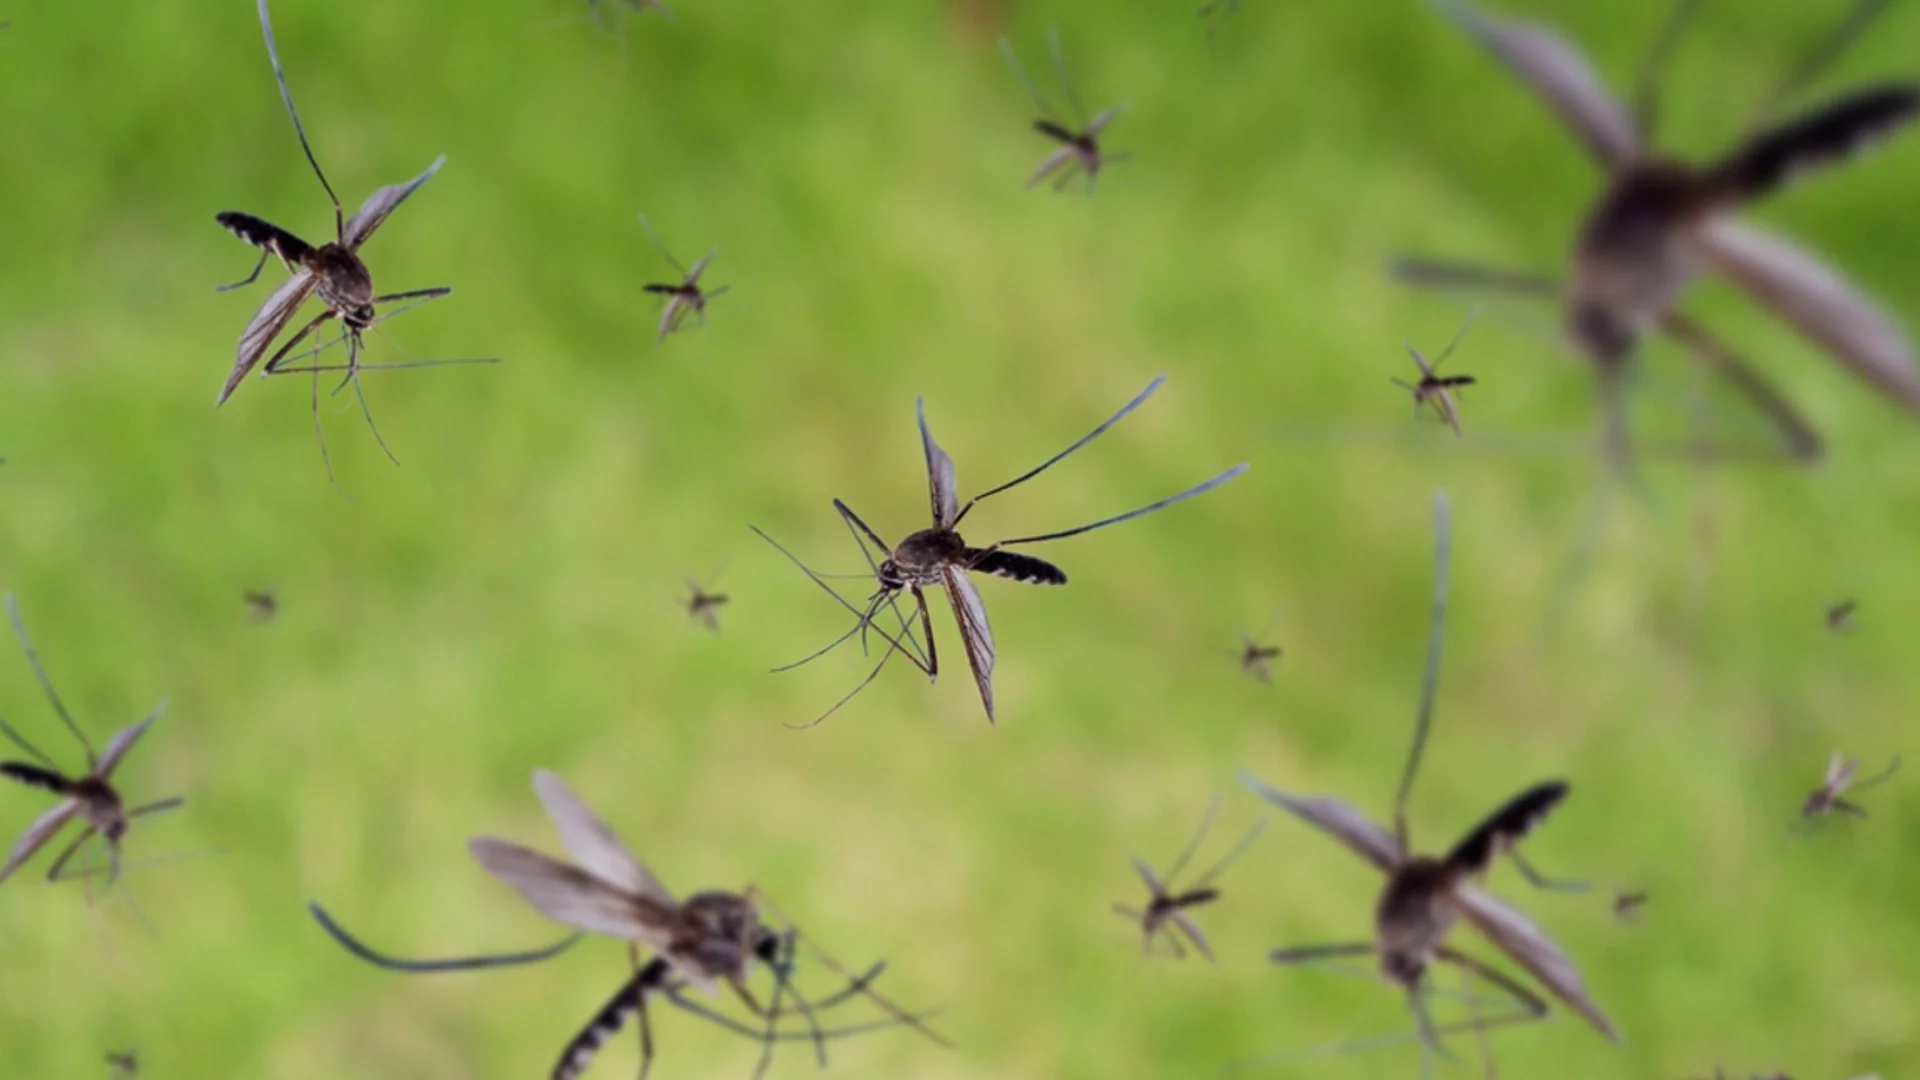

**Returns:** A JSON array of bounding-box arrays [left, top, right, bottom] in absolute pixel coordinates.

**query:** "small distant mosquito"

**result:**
[[1802, 750, 1900, 820], [1000, 31, 1129, 192], [684, 576, 730, 632], [216, 0, 495, 477], [1611, 888, 1648, 923], [1393, 317, 1479, 438], [757, 375, 1247, 726], [638, 214, 728, 345], [1238, 606, 1283, 684], [1826, 598, 1857, 633], [1399, 0, 1920, 463], [243, 588, 279, 623], [104, 1049, 140, 1076], [1240, 493, 1616, 1074], [1113, 797, 1265, 961], [0, 596, 179, 893]]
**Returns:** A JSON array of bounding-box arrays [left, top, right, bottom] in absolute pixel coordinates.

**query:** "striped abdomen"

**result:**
[[216, 211, 314, 268]]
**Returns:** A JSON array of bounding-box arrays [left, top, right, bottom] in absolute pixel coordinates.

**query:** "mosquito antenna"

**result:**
[[999, 37, 1058, 121], [1851, 754, 1902, 792], [1047, 28, 1088, 130], [637, 214, 689, 279], [958, 375, 1167, 520], [1751, 0, 1893, 127], [993, 462, 1249, 546], [307, 902, 582, 972], [5, 595, 95, 769], [0, 714, 58, 770], [1162, 796, 1222, 884], [254, 0, 343, 236], [1393, 491, 1451, 852], [1188, 817, 1268, 892], [1630, 0, 1705, 140]]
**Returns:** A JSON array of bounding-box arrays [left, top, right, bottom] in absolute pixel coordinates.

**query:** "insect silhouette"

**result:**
[[1240, 493, 1616, 1076], [1826, 598, 1858, 632], [684, 575, 730, 632], [1000, 31, 1129, 192], [1393, 317, 1479, 438], [1802, 751, 1900, 820], [1398, 0, 1920, 466], [638, 214, 728, 345], [1238, 606, 1284, 684], [1113, 797, 1265, 961], [315, 769, 946, 1079], [243, 588, 279, 623], [104, 1048, 140, 1077], [756, 375, 1248, 726], [215, 0, 495, 477], [1611, 888, 1648, 923], [0, 596, 179, 894]]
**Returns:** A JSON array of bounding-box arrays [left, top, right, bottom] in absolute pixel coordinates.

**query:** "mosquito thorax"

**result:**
[[675, 891, 759, 979], [888, 529, 969, 582], [1375, 859, 1458, 986]]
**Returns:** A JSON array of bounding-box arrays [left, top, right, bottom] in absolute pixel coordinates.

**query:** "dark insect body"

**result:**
[[639, 214, 728, 344], [1826, 598, 1857, 632], [1001, 31, 1129, 191], [1803, 751, 1899, 820], [1113, 797, 1265, 961], [1393, 316, 1479, 437]]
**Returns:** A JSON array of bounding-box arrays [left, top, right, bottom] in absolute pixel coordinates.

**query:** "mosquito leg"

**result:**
[[349, 356, 403, 467], [1833, 799, 1868, 817], [307, 902, 581, 972], [1506, 850, 1590, 893], [43, 824, 99, 885], [214, 250, 271, 293], [6, 595, 96, 766], [830, 500, 894, 563], [1393, 491, 1451, 851]]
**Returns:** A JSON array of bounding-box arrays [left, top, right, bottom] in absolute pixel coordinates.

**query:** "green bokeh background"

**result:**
[[2, 0, 1917, 1076]]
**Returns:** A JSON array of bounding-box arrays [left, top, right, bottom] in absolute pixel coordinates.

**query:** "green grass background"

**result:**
[[1, 0, 1918, 1076]]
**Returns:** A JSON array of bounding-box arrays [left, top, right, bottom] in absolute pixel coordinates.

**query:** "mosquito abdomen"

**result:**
[[1709, 85, 1920, 204], [0, 761, 68, 794], [216, 211, 314, 266], [1444, 780, 1570, 876], [969, 549, 1067, 585]]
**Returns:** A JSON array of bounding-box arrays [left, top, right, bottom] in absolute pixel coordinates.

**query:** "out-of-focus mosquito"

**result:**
[[1238, 606, 1284, 684], [756, 375, 1247, 726], [1239, 493, 1616, 1076], [1826, 598, 1858, 633], [1393, 316, 1479, 438], [684, 575, 730, 632], [0, 596, 179, 895], [1114, 797, 1265, 961], [1611, 888, 1647, 923], [1000, 31, 1129, 192], [243, 588, 278, 623], [215, 0, 496, 478], [638, 214, 727, 345], [104, 1048, 140, 1076], [1802, 751, 1899, 821], [1398, 0, 1920, 467]]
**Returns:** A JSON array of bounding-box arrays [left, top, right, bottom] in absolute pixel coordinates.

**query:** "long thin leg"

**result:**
[[6, 595, 96, 768], [1393, 492, 1451, 851], [43, 824, 99, 884], [307, 901, 582, 972], [751, 894, 953, 1050], [637, 214, 689, 279], [0, 716, 58, 771], [1188, 817, 1268, 892], [1750, 0, 1892, 126], [991, 461, 1248, 546], [215, 250, 271, 293], [1850, 755, 1901, 793], [1163, 796, 1220, 884], [254, 0, 345, 235], [750, 526, 933, 679], [954, 376, 1168, 525], [1630, 0, 1705, 139], [1659, 313, 1824, 462]]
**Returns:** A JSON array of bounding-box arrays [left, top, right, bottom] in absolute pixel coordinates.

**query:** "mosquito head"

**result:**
[[875, 557, 909, 591]]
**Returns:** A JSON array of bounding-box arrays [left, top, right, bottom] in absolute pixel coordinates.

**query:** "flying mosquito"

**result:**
[[1397, 0, 1920, 465], [104, 1048, 140, 1077], [1826, 598, 1857, 632], [1000, 31, 1129, 192], [1238, 606, 1284, 684], [0, 596, 179, 893], [1239, 493, 1617, 1076], [638, 214, 728, 344], [1611, 888, 1648, 923], [1393, 317, 1479, 438], [684, 575, 730, 632], [243, 588, 279, 623], [215, 0, 495, 477], [1113, 797, 1265, 961], [756, 375, 1248, 726], [1802, 750, 1900, 821]]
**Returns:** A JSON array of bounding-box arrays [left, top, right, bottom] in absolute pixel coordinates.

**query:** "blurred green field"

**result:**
[[2, 0, 1919, 1076]]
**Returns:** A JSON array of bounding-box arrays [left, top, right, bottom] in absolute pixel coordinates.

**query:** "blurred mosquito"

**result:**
[[0, 596, 179, 896], [1239, 493, 1616, 1076], [756, 375, 1247, 726], [243, 588, 278, 623], [215, 0, 495, 478], [1399, 0, 1920, 466], [1611, 888, 1647, 923], [638, 214, 728, 344], [1238, 606, 1284, 684], [1000, 31, 1129, 192], [1802, 751, 1899, 821], [1826, 598, 1857, 633], [684, 574, 730, 632], [315, 769, 946, 1079], [1393, 317, 1479, 438], [104, 1049, 140, 1077], [1113, 797, 1265, 961]]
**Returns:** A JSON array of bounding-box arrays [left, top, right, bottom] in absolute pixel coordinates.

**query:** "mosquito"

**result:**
[[1393, 316, 1479, 438], [104, 1049, 140, 1076], [1826, 598, 1857, 632], [682, 562, 730, 631], [1611, 888, 1648, 923], [757, 375, 1247, 726], [215, 0, 495, 478], [1398, 0, 1920, 465], [1113, 797, 1265, 961], [243, 588, 279, 623], [1802, 750, 1900, 820], [0, 596, 179, 894], [1238, 606, 1284, 684], [638, 214, 728, 345], [1000, 31, 1129, 192], [1239, 493, 1617, 1076]]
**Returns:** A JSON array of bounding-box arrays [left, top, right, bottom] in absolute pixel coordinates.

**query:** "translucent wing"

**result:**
[[656, 295, 684, 345], [917, 398, 961, 528], [684, 251, 715, 287], [468, 837, 671, 945], [531, 769, 674, 905], [1239, 771, 1400, 871], [1830, 752, 1858, 788], [1129, 856, 1167, 897], [1086, 105, 1125, 136], [1431, 0, 1639, 168], [1457, 884, 1620, 1041], [96, 708, 162, 779], [343, 155, 446, 250], [220, 269, 317, 405], [1697, 218, 1920, 412], [1170, 908, 1215, 962], [942, 568, 996, 723], [0, 798, 79, 887], [1027, 146, 1078, 189]]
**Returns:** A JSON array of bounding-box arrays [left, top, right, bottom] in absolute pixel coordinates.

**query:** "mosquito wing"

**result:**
[[1696, 218, 1920, 413], [1129, 856, 1167, 897], [684, 251, 715, 287], [1027, 146, 1078, 189], [531, 770, 675, 905], [220, 269, 317, 405], [1086, 104, 1125, 136], [1240, 772, 1400, 871], [95, 707, 163, 779], [1430, 0, 1639, 168], [941, 567, 996, 723], [916, 398, 961, 528], [343, 156, 446, 251], [0, 798, 79, 887], [1169, 907, 1215, 962], [1457, 883, 1621, 1041], [468, 837, 671, 945], [1829, 751, 1858, 789]]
